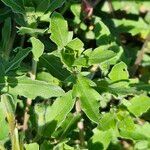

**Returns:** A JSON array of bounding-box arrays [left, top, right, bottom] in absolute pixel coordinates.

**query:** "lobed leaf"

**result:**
[[73, 75, 100, 123]]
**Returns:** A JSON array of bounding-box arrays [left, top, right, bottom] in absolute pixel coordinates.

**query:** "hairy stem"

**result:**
[[1, 94, 20, 150], [23, 59, 37, 131], [75, 100, 84, 147], [132, 32, 150, 76]]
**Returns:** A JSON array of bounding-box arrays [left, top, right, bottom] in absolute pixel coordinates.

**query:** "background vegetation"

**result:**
[[0, 0, 150, 149]]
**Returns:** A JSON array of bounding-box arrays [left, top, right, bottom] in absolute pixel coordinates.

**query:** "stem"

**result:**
[[60, 2, 71, 15], [1, 94, 20, 150], [93, 0, 101, 7], [75, 100, 84, 147], [20, 35, 25, 48], [107, 0, 115, 17], [131, 32, 150, 76], [82, 0, 102, 18], [22, 59, 37, 131]]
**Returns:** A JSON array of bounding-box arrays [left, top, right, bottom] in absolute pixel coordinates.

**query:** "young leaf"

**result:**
[[50, 12, 69, 49], [30, 37, 44, 61], [70, 4, 81, 24], [61, 38, 84, 67], [5, 47, 31, 74], [73, 75, 100, 123], [61, 48, 76, 67], [126, 95, 150, 117], [35, 91, 75, 136], [17, 27, 47, 36], [7, 76, 64, 99]]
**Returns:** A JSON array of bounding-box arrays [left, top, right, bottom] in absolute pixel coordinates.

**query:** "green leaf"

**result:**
[[36, 0, 50, 16], [53, 142, 74, 150], [24, 143, 39, 150], [108, 62, 129, 82], [5, 47, 31, 74], [40, 141, 52, 150], [35, 91, 75, 136], [47, 0, 66, 13], [119, 122, 150, 141], [127, 95, 150, 117], [37, 72, 60, 85], [7, 76, 64, 99], [113, 18, 150, 39], [0, 17, 11, 56], [70, 4, 81, 24], [50, 12, 69, 49], [53, 113, 81, 138], [132, 83, 150, 93], [134, 141, 149, 150], [65, 38, 84, 53], [96, 79, 137, 97], [118, 116, 135, 131], [1, 0, 25, 15], [0, 102, 9, 140], [61, 48, 76, 68], [61, 38, 84, 67], [39, 54, 71, 81], [73, 75, 100, 123], [88, 47, 116, 65], [1, 94, 16, 116], [94, 17, 113, 46], [111, 0, 140, 14], [98, 112, 116, 131], [30, 37, 44, 61], [88, 128, 112, 150], [0, 7, 11, 23]]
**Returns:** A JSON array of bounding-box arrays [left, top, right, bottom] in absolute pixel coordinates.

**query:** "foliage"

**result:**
[[0, 0, 150, 149]]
